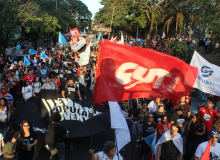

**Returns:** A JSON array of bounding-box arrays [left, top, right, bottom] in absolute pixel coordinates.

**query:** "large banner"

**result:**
[[93, 41, 198, 104], [9, 90, 110, 137], [190, 51, 220, 96]]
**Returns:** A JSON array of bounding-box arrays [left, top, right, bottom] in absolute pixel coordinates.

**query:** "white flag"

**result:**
[[79, 42, 91, 66], [108, 101, 130, 151], [190, 51, 220, 96]]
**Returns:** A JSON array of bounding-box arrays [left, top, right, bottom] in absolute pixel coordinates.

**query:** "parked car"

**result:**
[[11, 53, 35, 63]]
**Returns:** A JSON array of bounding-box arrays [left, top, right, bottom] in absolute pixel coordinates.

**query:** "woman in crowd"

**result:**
[[89, 141, 123, 160], [156, 115, 171, 140], [141, 113, 156, 160], [32, 76, 41, 97], [184, 114, 206, 160], [41, 77, 55, 90], [139, 100, 148, 122], [0, 97, 9, 140], [209, 118, 220, 143], [12, 120, 38, 160], [22, 80, 36, 101], [147, 98, 163, 113], [153, 105, 167, 124]]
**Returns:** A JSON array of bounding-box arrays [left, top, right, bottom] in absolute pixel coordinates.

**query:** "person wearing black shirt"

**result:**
[[11, 120, 38, 160], [141, 113, 156, 160], [121, 100, 133, 119], [185, 114, 206, 160], [171, 105, 188, 134], [61, 76, 81, 100], [48, 112, 68, 160]]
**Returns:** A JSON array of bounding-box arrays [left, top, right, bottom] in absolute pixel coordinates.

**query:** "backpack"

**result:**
[[129, 119, 143, 143], [76, 82, 85, 96], [51, 78, 58, 89], [45, 123, 56, 151], [59, 78, 66, 91]]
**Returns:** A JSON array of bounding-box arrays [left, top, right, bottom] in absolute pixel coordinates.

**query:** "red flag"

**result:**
[[150, 153, 154, 160], [201, 140, 212, 160], [93, 41, 198, 104], [70, 28, 80, 35]]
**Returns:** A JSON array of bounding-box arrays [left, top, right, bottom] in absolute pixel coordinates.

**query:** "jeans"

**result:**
[[18, 154, 34, 160], [184, 138, 201, 160], [50, 142, 65, 160], [0, 121, 7, 141]]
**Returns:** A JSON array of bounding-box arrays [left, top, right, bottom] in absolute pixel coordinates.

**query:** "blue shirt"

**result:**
[[16, 45, 21, 51], [38, 66, 49, 79], [30, 59, 39, 68]]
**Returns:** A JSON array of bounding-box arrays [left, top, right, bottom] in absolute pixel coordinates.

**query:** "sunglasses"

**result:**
[[148, 117, 154, 118], [23, 125, 30, 127], [143, 105, 147, 106]]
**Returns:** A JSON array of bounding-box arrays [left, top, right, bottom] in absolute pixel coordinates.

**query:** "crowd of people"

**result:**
[[0, 36, 219, 160]]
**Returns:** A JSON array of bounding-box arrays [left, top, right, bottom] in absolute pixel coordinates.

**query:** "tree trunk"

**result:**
[[146, 21, 154, 48], [176, 15, 178, 35], [189, 14, 193, 39]]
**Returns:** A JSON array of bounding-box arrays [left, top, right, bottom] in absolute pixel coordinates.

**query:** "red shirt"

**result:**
[[198, 107, 219, 132], [23, 74, 36, 84], [164, 46, 168, 52]]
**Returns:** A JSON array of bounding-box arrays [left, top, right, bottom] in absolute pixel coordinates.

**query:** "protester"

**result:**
[[61, 76, 81, 99], [141, 113, 156, 160], [139, 100, 148, 122], [197, 101, 220, 139], [41, 77, 55, 90], [171, 105, 188, 134], [22, 80, 36, 101], [15, 42, 21, 55], [51, 73, 61, 91], [185, 114, 206, 160], [0, 87, 13, 113], [32, 76, 41, 97], [5, 46, 12, 59], [2, 142, 16, 160], [194, 130, 220, 160], [209, 118, 220, 143], [37, 62, 49, 81], [45, 112, 68, 160], [156, 115, 171, 140], [0, 97, 9, 141], [0, 54, 5, 73], [147, 98, 163, 113], [121, 100, 133, 119], [153, 105, 167, 124], [124, 109, 143, 160], [89, 141, 123, 160], [156, 124, 183, 160], [11, 120, 38, 160], [173, 96, 191, 117], [23, 69, 36, 85]]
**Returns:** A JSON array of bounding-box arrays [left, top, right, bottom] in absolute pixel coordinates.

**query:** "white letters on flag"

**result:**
[[79, 42, 91, 66], [108, 101, 130, 151], [190, 51, 220, 96]]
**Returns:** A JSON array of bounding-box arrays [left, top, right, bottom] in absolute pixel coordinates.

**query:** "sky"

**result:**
[[81, 0, 103, 19]]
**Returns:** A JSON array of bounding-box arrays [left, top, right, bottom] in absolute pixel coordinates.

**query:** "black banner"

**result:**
[[9, 90, 110, 138]]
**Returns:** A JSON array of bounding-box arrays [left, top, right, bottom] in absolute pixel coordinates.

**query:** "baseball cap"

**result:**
[[1, 86, 6, 90], [2, 142, 14, 156], [209, 130, 219, 138]]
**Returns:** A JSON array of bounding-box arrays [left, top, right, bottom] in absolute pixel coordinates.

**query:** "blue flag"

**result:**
[[97, 32, 102, 41], [29, 49, 37, 54], [24, 57, 30, 66], [59, 31, 67, 44], [144, 133, 155, 146], [41, 52, 47, 59], [94, 38, 96, 47]]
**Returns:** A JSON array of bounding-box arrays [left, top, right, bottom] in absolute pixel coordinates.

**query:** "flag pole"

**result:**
[[114, 129, 120, 160], [90, 105, 94, 149]]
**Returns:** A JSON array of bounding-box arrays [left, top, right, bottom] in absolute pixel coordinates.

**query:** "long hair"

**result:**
[[20, 120, 33, 138], [23, 79, 29, 87], [33, 76, 40, 84], [194, 114, 202, 126], [0, 97, 8, 108]]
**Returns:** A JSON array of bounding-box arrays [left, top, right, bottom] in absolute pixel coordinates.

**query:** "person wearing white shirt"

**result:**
[[5, 46, 12, 59], [147, 98, 163, 113], [22, 80, 36, 101], [194, 130, 220, 160], [89, 141, 123, 160], [41, 77, 55, 90]]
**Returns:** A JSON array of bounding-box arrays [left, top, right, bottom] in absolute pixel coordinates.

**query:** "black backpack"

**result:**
[[129, 119, 143, 143], [45, 124, 56, 151]]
